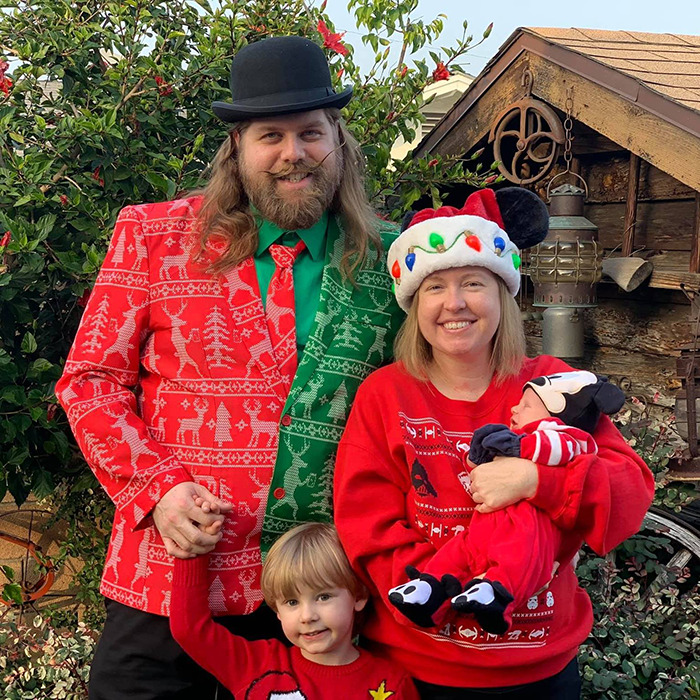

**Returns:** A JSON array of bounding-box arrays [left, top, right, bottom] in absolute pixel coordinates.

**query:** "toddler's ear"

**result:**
[[354, 595, 369, 612]]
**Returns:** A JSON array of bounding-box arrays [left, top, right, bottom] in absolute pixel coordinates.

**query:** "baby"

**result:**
[[388, 370, 625, 634]]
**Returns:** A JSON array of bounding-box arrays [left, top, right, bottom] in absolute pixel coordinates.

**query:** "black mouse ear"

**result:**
[[495, 187, 549, 250], [401, 210, 417, 233], [594, 381, 626, 415]]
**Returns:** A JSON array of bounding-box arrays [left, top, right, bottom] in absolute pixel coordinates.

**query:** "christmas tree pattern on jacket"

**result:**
[[56, 196, 402, 616]]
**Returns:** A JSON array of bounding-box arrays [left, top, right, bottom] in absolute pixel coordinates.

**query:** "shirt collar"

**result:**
[[255, 211, 329, 262]]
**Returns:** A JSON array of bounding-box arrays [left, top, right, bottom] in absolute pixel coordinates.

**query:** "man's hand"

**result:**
[[469, 456, 538, 514], [153, 482, 233, 559]]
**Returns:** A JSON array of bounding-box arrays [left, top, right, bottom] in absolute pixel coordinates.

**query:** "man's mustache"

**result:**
[[263, 138, 346, 177]]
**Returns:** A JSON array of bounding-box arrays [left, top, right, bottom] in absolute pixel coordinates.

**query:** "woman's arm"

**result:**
[[469, 356, 654, 553]]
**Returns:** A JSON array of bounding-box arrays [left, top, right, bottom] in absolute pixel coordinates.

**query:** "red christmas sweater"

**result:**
[[334, 356, 654, 688], [170, 558, 419, 700]]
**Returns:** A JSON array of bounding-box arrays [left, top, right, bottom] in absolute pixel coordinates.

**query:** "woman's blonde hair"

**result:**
[[192, 108, 381, 282], [260, 522, 366, 610], [394, 275, 525, 382]]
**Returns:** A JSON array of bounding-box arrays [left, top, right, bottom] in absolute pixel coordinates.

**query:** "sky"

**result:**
[[325, 0, 699, 77]]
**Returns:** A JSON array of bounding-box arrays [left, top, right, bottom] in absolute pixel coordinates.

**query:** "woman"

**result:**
[[333, 187, 654, 699]]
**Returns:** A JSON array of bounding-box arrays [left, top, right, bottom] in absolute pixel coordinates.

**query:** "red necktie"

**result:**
[[266, 239, 306, 393]]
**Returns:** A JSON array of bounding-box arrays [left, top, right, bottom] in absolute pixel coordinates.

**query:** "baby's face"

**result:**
[[510, 388, 551, 431]]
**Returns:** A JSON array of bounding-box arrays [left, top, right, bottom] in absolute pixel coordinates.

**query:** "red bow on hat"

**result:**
[[408, 189, 505, 230]]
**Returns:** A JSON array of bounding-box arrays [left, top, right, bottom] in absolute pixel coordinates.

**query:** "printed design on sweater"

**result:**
[[369, 680, 396, 699], [245, 671, 305, 700], [410, 459, 437, 497]]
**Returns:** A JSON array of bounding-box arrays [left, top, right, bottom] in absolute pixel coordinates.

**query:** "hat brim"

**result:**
[[212, 86, 353, 123]]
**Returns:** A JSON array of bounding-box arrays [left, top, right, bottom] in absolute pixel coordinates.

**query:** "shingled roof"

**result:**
[[524, 27, 700, 113], [416, 27, 700, 191]]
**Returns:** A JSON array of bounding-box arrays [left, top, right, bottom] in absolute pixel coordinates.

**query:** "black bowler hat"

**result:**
[[212, 36, 353, 123]]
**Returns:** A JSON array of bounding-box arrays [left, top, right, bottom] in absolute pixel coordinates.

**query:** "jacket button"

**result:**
[[273, 487, 285, 500], [281, 414, 292, 426]]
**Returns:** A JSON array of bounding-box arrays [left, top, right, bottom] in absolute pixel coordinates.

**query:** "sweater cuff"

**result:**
[[172, 555, 210, 588]]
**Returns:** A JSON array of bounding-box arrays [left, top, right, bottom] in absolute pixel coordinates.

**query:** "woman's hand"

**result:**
[[469, 456, 538, 513]]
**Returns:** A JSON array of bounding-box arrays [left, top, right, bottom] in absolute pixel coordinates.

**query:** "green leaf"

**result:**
[[32, 469, 55, 500], [1, 582, 23, 606], [21, 331, 38, 354]]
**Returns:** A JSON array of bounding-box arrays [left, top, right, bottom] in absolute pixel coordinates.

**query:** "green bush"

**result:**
[[576, 404, 700, 699], [0, 615, 95, 700]]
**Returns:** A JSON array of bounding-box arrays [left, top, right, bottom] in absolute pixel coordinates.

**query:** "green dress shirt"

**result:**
[[253, 212, 328, 354]]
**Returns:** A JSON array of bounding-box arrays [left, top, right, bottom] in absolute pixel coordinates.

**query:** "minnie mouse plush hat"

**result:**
[[212, 36, 353, 123], [524, 370, 626, 433], [388, 187, 549, 312]]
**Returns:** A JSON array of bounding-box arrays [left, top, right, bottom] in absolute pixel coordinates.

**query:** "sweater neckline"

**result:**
[[419, 373, 513, 419], [291, 646, 371, 677]]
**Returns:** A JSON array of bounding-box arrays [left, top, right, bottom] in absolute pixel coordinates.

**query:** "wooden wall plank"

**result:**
[[586, 200, 696, 251], [580, 155, 695, 203]]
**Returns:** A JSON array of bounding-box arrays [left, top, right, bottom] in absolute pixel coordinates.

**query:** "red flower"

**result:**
[[337, 68, 344, 78], [46, 404, 58, 422], [92, 166, 104, 187], [484, 174, 499, 184], [0, 61, 12, 96], [398, 65, 408, 78], [428, 159, 438, 167], [386, 111, 395, 122], [0, 231, 10, 248], [317, 20, 348, 56], [59, 194, 69, 206], [154, 75, 173, 96], [432, 62, 450, 82], [77, 288, 91, 308]]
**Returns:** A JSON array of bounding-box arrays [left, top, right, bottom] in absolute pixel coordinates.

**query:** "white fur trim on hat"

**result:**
[[387, 214, 522, 312]]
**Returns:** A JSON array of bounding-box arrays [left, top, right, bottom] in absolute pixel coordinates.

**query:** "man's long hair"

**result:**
[[193, 108, 381, 281]]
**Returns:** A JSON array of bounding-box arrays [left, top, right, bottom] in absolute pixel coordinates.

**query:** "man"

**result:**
[[56, 36, 402, 699]]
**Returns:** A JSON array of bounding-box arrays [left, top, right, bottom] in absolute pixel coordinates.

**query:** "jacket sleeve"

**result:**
[[55, 206, 192, 530], [524, 359, 655, 552], [334, 382, 440, 628]]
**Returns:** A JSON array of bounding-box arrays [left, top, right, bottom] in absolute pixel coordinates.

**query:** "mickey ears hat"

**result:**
[[524, 370, 626, 433], [388, 187, 549, 312], [212, 36, 353, 123]]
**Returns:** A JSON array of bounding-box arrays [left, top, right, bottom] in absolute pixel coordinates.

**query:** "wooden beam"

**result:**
[[523, 55, 700, 191], [622, 153, 641, 256], [691, 194, 700, 274], [648, 269, 700, 291]]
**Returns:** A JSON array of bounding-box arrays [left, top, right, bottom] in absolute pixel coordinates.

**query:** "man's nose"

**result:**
[[280, 135, 305, 163]]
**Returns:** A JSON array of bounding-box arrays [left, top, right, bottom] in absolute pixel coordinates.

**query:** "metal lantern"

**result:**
[[526, 181, 602, 359], [529, 183, 603, 307]]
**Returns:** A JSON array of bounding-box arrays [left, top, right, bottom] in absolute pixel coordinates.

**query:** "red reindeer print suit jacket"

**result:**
[[56, 196, 402, 616]]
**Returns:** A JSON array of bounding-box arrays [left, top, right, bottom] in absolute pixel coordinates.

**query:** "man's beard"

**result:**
[[239, 152, 343, 231]]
